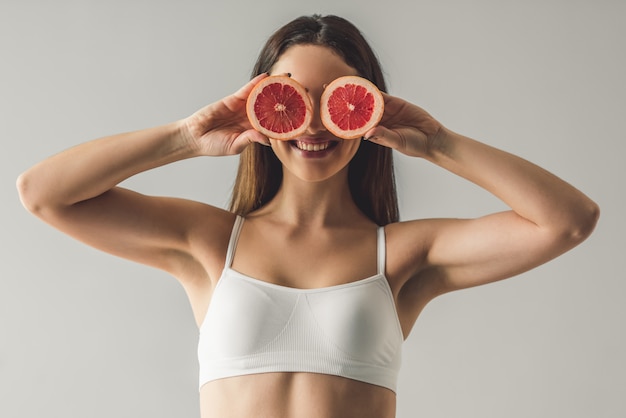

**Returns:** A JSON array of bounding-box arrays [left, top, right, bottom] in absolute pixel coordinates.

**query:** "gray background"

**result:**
[[2, 0, 624, 417]]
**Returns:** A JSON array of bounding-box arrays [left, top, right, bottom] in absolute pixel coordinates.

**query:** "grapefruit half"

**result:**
[[320, 75, 384, 140], [246, 75, 313, 140]]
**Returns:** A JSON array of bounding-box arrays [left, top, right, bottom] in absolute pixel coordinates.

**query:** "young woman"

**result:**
[[17, 14, 599, 418]]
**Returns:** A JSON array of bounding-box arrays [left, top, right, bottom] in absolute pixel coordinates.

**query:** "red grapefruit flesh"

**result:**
[[320, 75, 384, 140], [246, 75, 313, 140]]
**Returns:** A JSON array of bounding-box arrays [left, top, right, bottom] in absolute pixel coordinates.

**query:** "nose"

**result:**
[[307, 110, 326, 134], [305, 95, 327, 135]]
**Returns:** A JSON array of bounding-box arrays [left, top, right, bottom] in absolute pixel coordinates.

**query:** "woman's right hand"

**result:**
[[183, 73, 271, 156]]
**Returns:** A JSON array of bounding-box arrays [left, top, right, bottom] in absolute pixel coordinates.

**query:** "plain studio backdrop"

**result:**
[[1, 1, 624, 417]]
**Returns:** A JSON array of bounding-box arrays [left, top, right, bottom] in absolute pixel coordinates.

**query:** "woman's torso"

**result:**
[[190, 213, 427, 418]]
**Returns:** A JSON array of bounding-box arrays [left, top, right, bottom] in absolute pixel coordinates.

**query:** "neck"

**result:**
[[258, 168, 367, 227]]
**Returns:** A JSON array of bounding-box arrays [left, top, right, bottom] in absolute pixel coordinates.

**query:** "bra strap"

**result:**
[[224, 215, 244, 269], [377, 226, 386, 276]]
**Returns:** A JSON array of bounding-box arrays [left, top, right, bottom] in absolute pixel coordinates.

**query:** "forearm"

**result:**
[[425, 128, 599, 237], [17, 119, 197, 213]]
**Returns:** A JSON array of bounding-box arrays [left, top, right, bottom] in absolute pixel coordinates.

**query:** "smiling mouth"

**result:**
[[292, 140, 337, 152]]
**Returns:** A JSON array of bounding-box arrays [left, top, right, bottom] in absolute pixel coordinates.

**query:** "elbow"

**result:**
[[16, 170, 46, 216], [562, 199, 600, 246], [16, 171, 36, 214]]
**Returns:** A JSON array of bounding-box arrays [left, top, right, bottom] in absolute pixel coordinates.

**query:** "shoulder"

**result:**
[[384, 218, 438, 259], [383, 220, 432, 284], [382, 219, 449, 334], [383, 217, 462, 265], [383, 218, 453, 299], [178, 206, 239, 280], [126, 194, 239, 289]]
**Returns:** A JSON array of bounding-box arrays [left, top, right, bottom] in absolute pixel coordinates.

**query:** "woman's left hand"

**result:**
[[364, 93, 443, 158]]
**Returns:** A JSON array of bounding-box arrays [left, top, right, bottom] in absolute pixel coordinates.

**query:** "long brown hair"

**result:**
[[229, 14, 399, 225]]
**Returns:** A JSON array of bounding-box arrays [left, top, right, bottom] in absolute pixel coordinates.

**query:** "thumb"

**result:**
[[233, 129, 271, 152], [233, 73, 269, 101], [363, 126, 403, 150]]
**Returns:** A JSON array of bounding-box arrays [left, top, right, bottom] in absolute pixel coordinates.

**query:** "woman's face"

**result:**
[[268, 44, 362, 183]]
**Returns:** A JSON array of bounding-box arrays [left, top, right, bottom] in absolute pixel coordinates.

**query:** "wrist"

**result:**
[[425, 126, 456, 162], [174, 118, 204, 158]]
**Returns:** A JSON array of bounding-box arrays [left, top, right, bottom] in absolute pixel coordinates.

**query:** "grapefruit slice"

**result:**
[[246, 75, 313, 140], [320, 76, 384, 140]]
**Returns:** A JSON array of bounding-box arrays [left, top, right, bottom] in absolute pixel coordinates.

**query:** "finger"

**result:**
[[363, 126, 402, 149], [380, 91, 400, 107], [232, 73, 269, 101], [221, 73, 270, 114], [235, 129, 271, 151], [380, 91, 394, 101]]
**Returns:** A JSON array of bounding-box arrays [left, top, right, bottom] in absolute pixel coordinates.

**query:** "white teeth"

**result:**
[[296, 141, 330, 152]]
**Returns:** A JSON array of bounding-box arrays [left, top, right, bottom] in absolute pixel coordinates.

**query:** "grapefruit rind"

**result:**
[[320, 76, 384, 140], [246, 75, 313, 140]]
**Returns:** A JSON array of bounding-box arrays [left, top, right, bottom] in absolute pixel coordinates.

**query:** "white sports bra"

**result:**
[[197, 216, 404, 392]]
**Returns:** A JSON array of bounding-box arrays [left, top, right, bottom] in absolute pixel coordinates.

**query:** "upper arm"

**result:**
[[406, 210, 585, 296], [389, 209, 592, 301], [31, 186, 232, 282]]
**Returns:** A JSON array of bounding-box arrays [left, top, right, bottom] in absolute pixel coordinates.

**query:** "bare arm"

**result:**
[[16, 74, 270, 282], [368, 95, 599, 305], [17, 122, 207, 275], [419, 128, 599, 290]]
